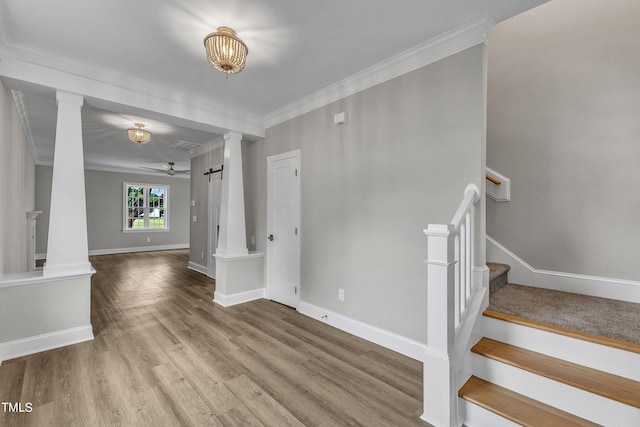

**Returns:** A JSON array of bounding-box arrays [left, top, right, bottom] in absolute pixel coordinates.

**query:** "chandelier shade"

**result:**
[[204, 27, 248, 74], [128, 123, 151, 144]]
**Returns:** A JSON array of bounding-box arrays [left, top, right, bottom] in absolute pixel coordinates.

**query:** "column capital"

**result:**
[[223, 131, 242, 143], [56, 90, 84, 107]]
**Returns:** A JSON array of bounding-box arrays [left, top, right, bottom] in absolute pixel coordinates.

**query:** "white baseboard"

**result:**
[[0, 324, 94, 362], [187, 261, 208, 276], [487, 236, 640, 303], [37, 244, 189, 259], [213, 288, 265, 307], [297, 301, 426, 361], [89, 244, 189, 256]]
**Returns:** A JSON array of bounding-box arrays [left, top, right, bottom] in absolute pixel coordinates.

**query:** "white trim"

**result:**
[[482, 315, 640, 381], [485, 167, 511, 202], [264, 14, 495, 128], [213, 288, 266, 308], [10, 89, 39, 164], [123, 182, 170, 232], [187, 261, 207, 276], [487, 236, 640, 303], [0, 269, 94, 289], [87, 243, 188, 256], [266, 149, 301, 163], [472, 353, 638, 425], [0, 325, 94, 362], [297, 301, 426, 361], [459, 398, 521, 427], [213, 251, 265, 261], [0, 44, 265, 138]]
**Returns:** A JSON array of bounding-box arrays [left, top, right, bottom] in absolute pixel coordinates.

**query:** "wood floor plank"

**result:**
[[152, 360, 224, 427], [0, 249, 429, 426], [225, 374, 305, 427], [229, 339, 335, 427], [217, 405, 265, 427]]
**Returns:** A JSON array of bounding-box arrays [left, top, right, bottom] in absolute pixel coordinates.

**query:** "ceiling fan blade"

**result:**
[[139, 166, 167, 173]]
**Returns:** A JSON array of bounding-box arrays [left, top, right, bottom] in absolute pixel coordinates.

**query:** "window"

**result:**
[[124, 183, 169, 231]]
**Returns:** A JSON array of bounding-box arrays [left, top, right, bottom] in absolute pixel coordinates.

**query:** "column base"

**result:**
[[213, 252, 265, 307]]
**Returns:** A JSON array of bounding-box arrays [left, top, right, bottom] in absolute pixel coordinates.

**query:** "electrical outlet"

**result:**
[[192, 215, 197, 222], [146, 237, 151, 243], [200, 251, 204, 259], [251, 236, 256, 245], [338, 288, 345, 301]]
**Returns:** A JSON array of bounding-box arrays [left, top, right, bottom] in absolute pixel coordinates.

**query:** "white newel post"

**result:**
[[423, 224, 458, 427], [216, 131, 248, 258], [43, 91, 92, 277]]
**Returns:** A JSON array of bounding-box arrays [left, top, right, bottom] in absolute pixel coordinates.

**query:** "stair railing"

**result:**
[[422, 183, 482, 427]]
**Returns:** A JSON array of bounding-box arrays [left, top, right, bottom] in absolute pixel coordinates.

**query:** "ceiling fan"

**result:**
[[139, 162, 190, 176]]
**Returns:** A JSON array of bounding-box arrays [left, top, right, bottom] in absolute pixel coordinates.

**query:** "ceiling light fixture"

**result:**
[[204, 26, 248, 75], [128, 123, 151, 144]]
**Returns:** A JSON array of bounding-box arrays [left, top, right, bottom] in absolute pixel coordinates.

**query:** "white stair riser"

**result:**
[[483, 316, 640, 381], [472, 354, 640, 426], [459, 398, 521, 427]]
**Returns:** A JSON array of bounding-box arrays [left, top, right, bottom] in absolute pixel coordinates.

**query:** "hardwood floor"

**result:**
[[0, 249, 426, 426]]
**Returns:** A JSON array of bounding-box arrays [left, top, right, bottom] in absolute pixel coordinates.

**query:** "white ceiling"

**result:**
[[0, 0, 548, 175]]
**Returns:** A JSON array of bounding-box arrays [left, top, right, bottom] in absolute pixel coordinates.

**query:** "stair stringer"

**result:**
[[483, 314, 640, 381], [453, 266, 490, 391]]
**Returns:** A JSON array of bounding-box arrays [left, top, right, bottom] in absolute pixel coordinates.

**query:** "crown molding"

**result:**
[[0, 39, 265, 138], [264, 14, 495, 129], [9, 89, 39, 164]]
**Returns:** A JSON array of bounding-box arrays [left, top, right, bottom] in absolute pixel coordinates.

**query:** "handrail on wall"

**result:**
[[486, 174, 501, 185]]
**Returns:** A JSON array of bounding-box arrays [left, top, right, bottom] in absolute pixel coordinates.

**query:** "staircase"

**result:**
[[458, 263, 640, 426]]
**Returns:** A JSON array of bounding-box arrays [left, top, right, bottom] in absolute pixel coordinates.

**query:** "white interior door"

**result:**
[[267, 150, 300, 308], [207, 169, 222, 279]]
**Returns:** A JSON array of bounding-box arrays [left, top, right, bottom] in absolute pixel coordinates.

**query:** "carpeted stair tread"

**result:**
[[471, 337, 640, 408], [487, 262, 510, 281], [487, 262, 510, 292], [489, 283, 640, 346], [459, 375, 601, 427]]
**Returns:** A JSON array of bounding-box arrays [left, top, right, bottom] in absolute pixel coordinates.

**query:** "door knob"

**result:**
[[268, 234, 274, 241]]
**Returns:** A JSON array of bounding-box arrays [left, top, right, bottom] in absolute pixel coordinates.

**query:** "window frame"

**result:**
[[123, 182, 170, 232]]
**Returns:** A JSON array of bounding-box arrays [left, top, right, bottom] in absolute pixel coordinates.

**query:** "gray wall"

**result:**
[[487, 0, 640, 281], [188, 143, 260, 269], [0, 82, 35, 274], [246, 45, 487, 343], [35, 166, 190, 254], [189, 147, 224, 267]]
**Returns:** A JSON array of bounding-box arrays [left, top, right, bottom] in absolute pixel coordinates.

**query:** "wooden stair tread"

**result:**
[[459, 376, 601, 427], [472, 337, 640, 408], [484, 309, 640, 355]]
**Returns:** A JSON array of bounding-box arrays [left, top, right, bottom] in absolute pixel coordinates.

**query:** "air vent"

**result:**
[[169, 140, 204, 153]]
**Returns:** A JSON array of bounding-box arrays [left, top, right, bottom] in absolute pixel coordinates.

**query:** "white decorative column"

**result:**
[[43, 91, 92, 277], [213, 131, 264, 307], [216, 131, 248, 257]]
